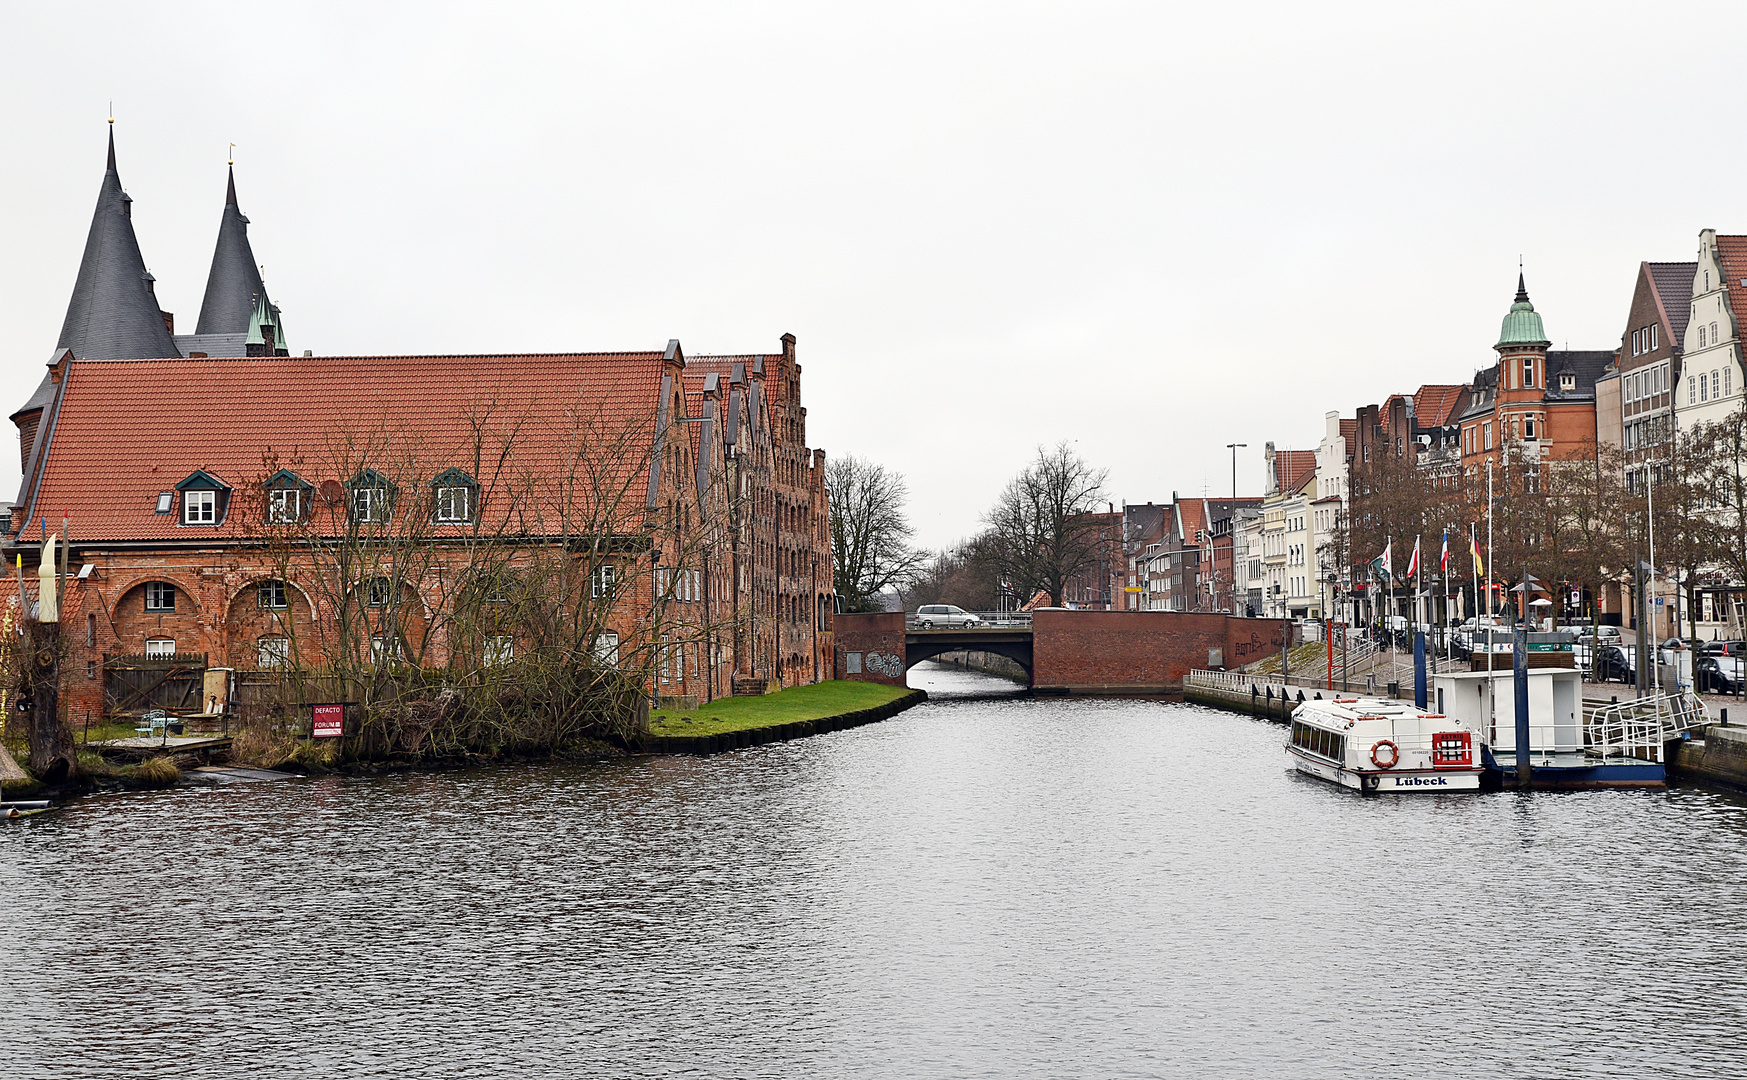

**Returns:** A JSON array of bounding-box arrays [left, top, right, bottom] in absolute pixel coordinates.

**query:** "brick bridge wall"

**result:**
[[835, 609, 1292, 693], [1031, 609, 1288, 693], [833, 611, 907, 686]]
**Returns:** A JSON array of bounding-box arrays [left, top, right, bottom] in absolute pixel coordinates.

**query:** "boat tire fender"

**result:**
[[1370, 740, 1400, 770]]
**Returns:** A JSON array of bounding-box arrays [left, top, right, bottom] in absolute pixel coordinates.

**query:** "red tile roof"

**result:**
[[30, 352, 670, 542], [1412, 384, 1466, 427], [1715, 238, 1747, 347], [1273, 450, 1316, 493]]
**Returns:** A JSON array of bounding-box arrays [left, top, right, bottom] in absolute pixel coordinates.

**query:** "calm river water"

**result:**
[[4, 663, 1747, 1078]]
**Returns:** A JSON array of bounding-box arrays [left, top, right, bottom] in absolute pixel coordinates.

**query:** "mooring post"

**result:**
[[1514, 623, 1531, 789], [1413, 631, 1427, 709]]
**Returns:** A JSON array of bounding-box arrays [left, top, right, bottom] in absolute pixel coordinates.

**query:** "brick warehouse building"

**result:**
[[6, 130, 834, 723]]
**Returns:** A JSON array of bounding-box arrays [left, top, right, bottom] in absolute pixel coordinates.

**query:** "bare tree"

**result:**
[[979, 442, 1110, 607], [826, 454, 927, 612]]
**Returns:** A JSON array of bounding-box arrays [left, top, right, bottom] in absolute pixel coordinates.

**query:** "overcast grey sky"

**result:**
[[5, 2, 1746, 551]]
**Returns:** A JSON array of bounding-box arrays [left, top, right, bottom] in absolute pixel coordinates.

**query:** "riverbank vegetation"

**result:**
[[650, 681, 911, 737]]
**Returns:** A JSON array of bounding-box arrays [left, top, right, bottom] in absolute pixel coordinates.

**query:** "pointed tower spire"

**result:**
[[49, 126, 178, 363], [1515, 271, 1529, 304], [194, 162, 269, 336]]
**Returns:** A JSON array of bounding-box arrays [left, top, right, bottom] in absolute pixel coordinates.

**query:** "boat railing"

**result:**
[[1585, 691, 1709, 763]]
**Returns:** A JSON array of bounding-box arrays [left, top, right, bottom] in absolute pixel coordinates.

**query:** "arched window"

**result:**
[[366, 577, 395, 608]]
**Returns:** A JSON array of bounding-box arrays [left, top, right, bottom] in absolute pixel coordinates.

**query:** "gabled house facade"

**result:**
[[6, 131, 835, 724]]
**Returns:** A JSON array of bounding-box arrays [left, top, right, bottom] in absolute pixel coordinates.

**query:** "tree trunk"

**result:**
[[26, 622, 74, 784]]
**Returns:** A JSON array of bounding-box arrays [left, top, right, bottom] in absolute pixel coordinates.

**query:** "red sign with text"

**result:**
[[312, 703, 345, 738]]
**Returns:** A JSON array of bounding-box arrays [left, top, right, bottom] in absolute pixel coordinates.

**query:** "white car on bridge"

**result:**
[[913, 604, 984, 628]]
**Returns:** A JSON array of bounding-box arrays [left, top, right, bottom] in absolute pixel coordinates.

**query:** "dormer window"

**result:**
[[185, 490, 215, 524], [431, 468, 478, 525], [263, 469, 312, 525], [175, 470, 230, 526], [346, 469, 395, 524], [1560, 372, 1576, 390]]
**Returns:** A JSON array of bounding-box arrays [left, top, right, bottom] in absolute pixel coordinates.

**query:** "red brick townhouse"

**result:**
[[6, 130, 834, 722]]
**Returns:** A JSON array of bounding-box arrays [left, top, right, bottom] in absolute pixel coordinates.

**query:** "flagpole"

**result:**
[[1390, 533, 1398, 692]]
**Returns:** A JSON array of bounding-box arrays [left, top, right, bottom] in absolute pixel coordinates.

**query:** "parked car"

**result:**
[[1697, 654, 1745, 694], [1702, 640, 1747, 658], [1594, 644, 1636, 684], [912, 604, 983, 628]]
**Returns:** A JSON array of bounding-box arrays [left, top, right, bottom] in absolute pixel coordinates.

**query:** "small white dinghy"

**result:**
[[1287, 695, 1484, 793]]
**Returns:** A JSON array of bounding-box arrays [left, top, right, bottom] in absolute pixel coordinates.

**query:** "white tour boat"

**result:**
[[1286, 695, 1484, 793]]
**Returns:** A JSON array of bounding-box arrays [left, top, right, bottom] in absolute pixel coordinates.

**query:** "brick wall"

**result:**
[[1031, 610, 1289, 692], [834, 611, 906, 686]]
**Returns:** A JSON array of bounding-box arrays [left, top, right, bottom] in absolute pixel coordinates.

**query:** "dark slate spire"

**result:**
[[194, 164, 268, 335], [1515, 272, 1529, 304], [50, 125, 180, 363]]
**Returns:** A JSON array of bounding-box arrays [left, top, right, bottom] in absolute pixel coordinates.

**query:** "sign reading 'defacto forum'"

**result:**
[[312, 703, 345, 738]]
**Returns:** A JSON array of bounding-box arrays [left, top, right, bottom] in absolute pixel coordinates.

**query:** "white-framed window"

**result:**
[[144, 637, 176, 658], [1690, 376, 1697, 404], [485, 635, 514, 665], [1713, 371, 1722, 400], [1525, 417, 1536, 439], [1484, 422, 1493, 450], [184, 489, 217, 525], [1523, 358, 1534, 386], [1651, 324, 1658, 350], [1712, 321, 1720, 343], [1700, 325, 1708, 348], [258, 580, 289, 610], [371, 634, 399, 664], [366, 577, 393, 608], [593, 630, 619, 666], [1632, 329, 1641, 356], [592, 564, 616, 600], [257, 636, 289, 668], [1727, 368, 1734, 397], [144, 581, 175, 612], [1702, 375, 1710, 402], [268, 487, 301, 525], [352, 485, 389, 523], [434, 484, 475, 524]]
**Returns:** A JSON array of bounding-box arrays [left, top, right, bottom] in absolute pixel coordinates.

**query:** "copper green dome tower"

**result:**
[[1496, 272, 1551, 348]]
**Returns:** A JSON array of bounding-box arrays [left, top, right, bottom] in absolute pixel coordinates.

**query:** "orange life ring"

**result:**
[[1370, 740, 1400, 769]]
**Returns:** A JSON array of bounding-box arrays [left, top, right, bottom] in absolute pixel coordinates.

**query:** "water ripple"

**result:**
[[3, 664, 1744, 1078]]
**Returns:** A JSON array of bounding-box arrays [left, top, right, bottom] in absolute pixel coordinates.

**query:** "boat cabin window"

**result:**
[[1291, 719, 1346, 763]]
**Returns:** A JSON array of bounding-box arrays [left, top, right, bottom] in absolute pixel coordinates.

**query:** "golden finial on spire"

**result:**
[[108, 101, 114, 125], [229, 141, 235, 166]]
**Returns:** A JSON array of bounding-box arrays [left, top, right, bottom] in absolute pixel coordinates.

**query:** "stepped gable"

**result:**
[[195, 165, 269, 336], [23, 352, 668, 542]]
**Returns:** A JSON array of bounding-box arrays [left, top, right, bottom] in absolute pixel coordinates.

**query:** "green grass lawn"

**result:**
[[650, 681, 913, 737]]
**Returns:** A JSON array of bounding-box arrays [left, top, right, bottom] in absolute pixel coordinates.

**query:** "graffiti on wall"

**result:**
[[865, 652, 904, 678]]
